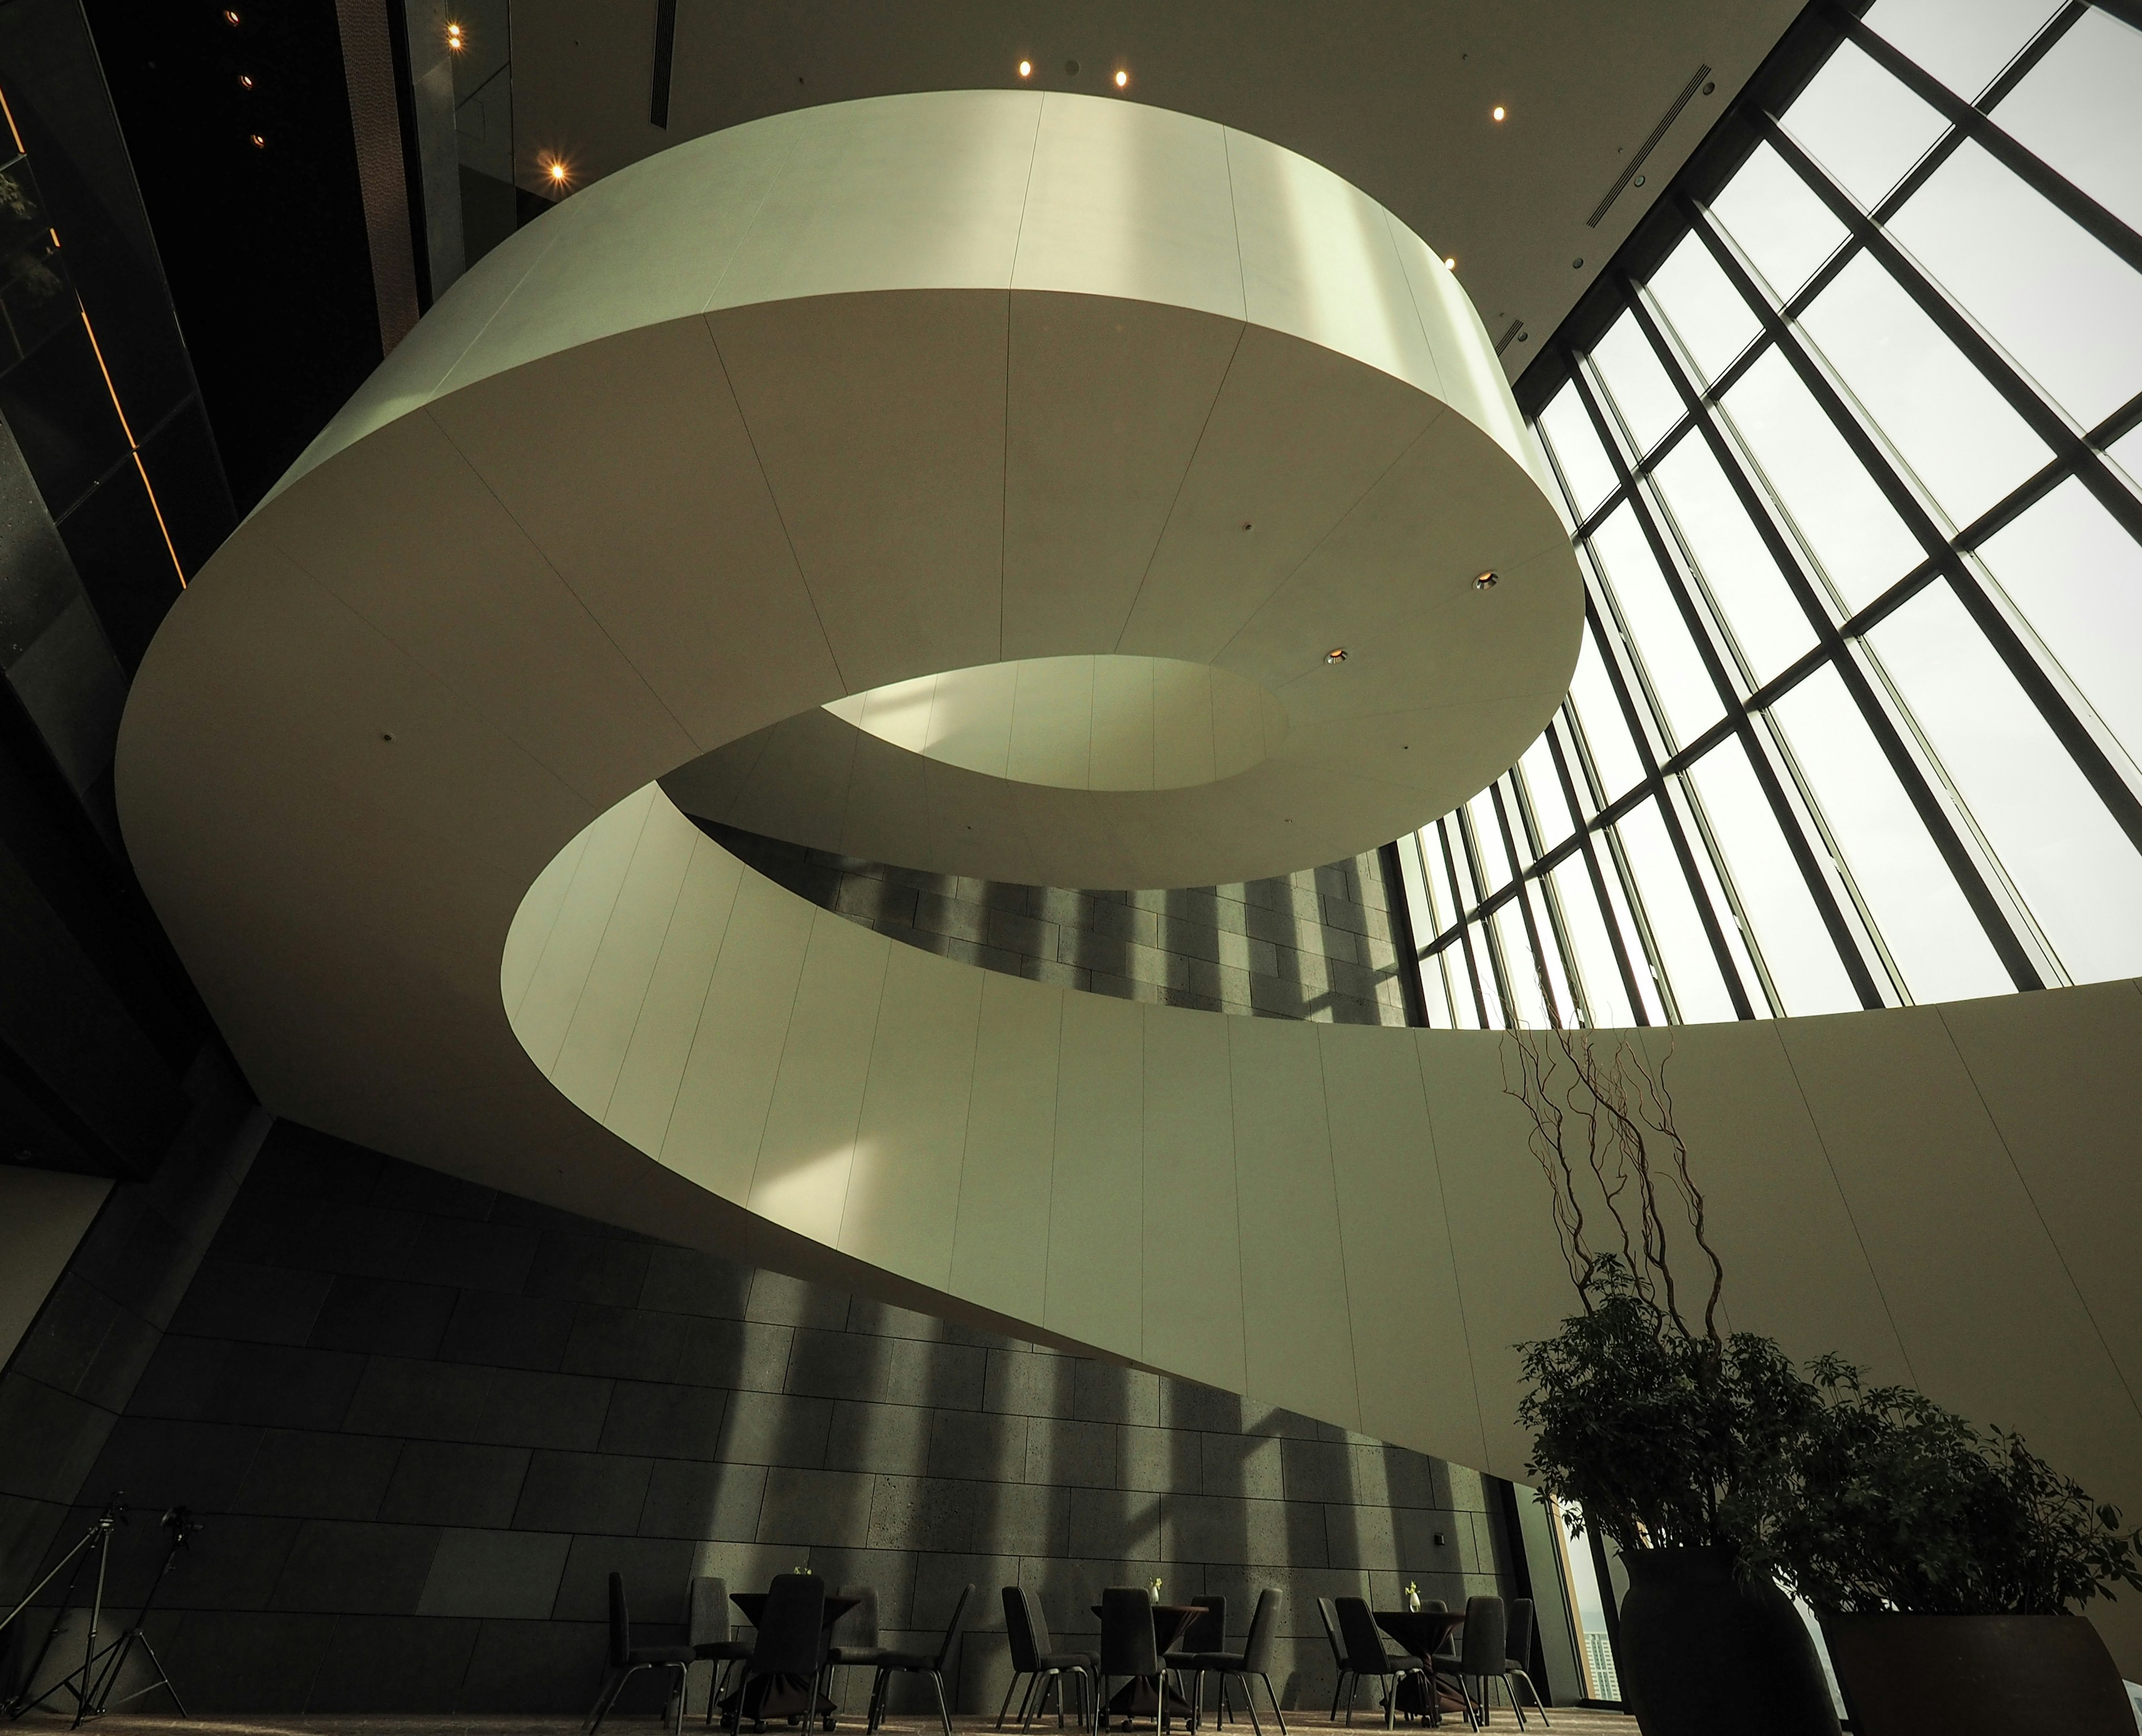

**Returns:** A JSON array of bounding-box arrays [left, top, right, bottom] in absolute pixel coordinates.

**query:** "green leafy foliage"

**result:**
[[1517, 1259, 1817, 1555], [1739, 1357, 2142, 1616]]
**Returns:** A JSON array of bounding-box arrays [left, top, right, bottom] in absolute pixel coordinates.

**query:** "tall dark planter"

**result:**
[[1823, 1613, 2131, 1736], [1617, 1547, 1839, 1736]]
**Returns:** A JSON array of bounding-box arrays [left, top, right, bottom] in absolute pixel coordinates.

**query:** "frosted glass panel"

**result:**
[[1801, 253, 2051, 528], [1772, 666, 2009, 1002], [1711, 143, 1851, 301], [1648, 235, 1763, 384], [1691, 736, 1863, 1015], [1976, 479, 2142, 770], [1994, 11, 2142, 235], [1653, 435, 1821, 683], [1723, 348, 1923, 609], [1591, 503, 1725, 746], [1889, 142, 2142, 428], [1871, 584, 2142, 982], [1617, 799, 1737, 1023], [1779, 41, 1947, 209], [1863, 0, 2057, 100], [1591, 311, 1686, 457]]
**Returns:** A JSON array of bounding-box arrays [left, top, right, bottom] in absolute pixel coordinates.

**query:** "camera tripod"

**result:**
[[1, 1494, 192, 1723]]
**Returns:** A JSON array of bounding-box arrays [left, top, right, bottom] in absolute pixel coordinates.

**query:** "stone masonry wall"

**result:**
[[22, 1121, 1513, 1713]]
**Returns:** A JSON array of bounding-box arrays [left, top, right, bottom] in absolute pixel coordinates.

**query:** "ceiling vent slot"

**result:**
[[650, 0, 679, 127], [1587, 62, 1710, 229], [1494, 318, 1526, 355]]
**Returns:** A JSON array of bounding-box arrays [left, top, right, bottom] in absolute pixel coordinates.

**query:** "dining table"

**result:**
[[1089, 1603, 1205, 1729], [721, 1589, 861, 1730], [1371, 1610, 1467, 1728]]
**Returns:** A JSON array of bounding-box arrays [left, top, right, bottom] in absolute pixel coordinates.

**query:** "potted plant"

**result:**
[[1743, 1359, 2142, 1736], [1506, 1028, 1840, 1736]]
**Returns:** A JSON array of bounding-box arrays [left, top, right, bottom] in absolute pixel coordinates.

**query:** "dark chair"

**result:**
[[1164, 1597, 1223, 1725], [1180, 1586, 1285, 1734], [1335, 1596, 1421, 1730], [1318, 1599, 1350, 1720], [865, 1581, 973, 1736], [1452, 1597, 1507, 1729], [588, 1571, 696, 1736], [1490, 1599, 1546, 1728], [999, 1586, 1094, 1729], [691, 1576, 754, 1724], [828, 1584, 887, 1710], [729, 1573, 828, 1734], [1094, 1586, 1169, 1735]]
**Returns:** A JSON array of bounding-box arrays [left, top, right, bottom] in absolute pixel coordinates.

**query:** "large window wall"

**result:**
[[1400, 0, 2142, 1029]]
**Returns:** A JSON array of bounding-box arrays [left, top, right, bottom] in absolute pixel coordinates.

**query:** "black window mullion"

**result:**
[[1438, 821, 1493, 1029], [1456, 806, 1521, 1023], [1757, 113, 2142, 552], [1825, 2, 2142, 277], [1547, 726, 1652, 1026], [1684, 199, 2051, 990], [1490, 783, 1559, 1024], [1666, 772, 1781, 1017], [1595, 821, 1682, 1024]]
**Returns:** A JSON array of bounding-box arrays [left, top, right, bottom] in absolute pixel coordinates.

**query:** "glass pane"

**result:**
[[1530, 883, 1583, 1030], [1778, 40, 1948, 210], [1496, 779, 1536, 872], [1591, 310, 1686, 457], [1648, 233, 1763, 384], [1993, 10, 2142, 235], [1889, 142, 2142, 429], [1710, 142, 1851, 302], [1870, 582, 2142, 982], [1552, 855, 1637, 1029], [1617, 798, 1739, 1023], [1424, 819, 1465, 934], [1653, 435, 1822, 683], [1864, 0, 2058, 101], [1671, 782, 1769, 1014], [1976, 479, 2142, 770], [1691, 737, 1864, 1016], [1494, 901, 1550, 1028], [1469, 923, 1508, 1028], [1469, 792, 1513, 895], [1801, 252, 2052, 529], [1569, 626, 1647, 802], [1597, 847, 1671, 1024], [1418, 950, 1457, 1029], [1591, 503, 1726, 745], [1540, 382, 1621, 518], [1443, 942, 1484, 1029], [1771, 663, 2011, 1001], [1519, 729, 1578, 850], [1723, 347, 1924, 610]]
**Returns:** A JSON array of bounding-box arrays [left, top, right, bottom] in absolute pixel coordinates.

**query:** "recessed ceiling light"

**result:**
[[1064, 57, 1080, 75], [1572, 257, 1584, 269], [1474, 571, 1499, 591], [1114, 68, 1128, 88], [545, 158, 571, 187], [1326, 647, 1349, 664], [223, 7, 240, 22], [1443, 255, 1456, 269], [1017, 59, 1031, 78], [238, 73, 254, 89], [1491, 104, 1506, 122], [249, 132, 265, 148]]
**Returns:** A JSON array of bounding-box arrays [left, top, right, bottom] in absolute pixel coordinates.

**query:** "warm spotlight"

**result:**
[[249, 133, 265, 148], [1326, 647, 1349, 664], [223, 8, 240, 22], [238, 73, 254, 89], [1492, 104, 1506, 121], [1017, 59, 1031, 78], [546, 159, 570, 185], [446, 20, 465, 50], [1443, 255, 1455, 269], [1114, 68, 1128, 87], [1474, 571, 1499, 591]]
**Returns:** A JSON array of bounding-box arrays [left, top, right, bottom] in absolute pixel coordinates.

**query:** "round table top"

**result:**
[[1372, 1608, 1467, 1656], [730, 1589, 861, 1629]]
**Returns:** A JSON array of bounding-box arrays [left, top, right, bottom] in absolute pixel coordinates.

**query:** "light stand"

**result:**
[[1, 1493, 124, 1721], [76, 1508, 195, 1721]]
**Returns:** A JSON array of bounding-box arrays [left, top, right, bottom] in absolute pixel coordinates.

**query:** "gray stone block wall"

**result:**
[[18, 1121, 1514, 1714], [703, 823, 1415, 1028]]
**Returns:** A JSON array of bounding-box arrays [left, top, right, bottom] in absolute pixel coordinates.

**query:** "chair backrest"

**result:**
[[932, 1583, 976, 1670], [1456, 1595, 1507, 1677], [1181, 1595, 1226, 1653], [608, 1571, 633, 1669], [834, 1584, 880, 1651], [689, 1576, 731, 1648], [1423, 1600, 1447, 1614], [1004, 1586, 1041, 1674], [1335, 1597, 1392, 1673], [1024, 1588, 1060, 1657], [1316, 1597, 1347, 1669], [1504, 1598, 1534, 1671], [752, 1573, 828, 1676], [1099, 1587, 1161, 1676], [1240, 1588, 1281, 1672]]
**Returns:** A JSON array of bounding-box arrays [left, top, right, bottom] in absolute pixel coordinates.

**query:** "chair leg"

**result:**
[[586, 1664, 633, 1736], [1241, 1676, 1261, 1736], [930, 1669, 953, 1736], [1260, 1674, 1286, 1736], [1510, 1669, 1546, 1728], [998, 1669, 1027, 1729]]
